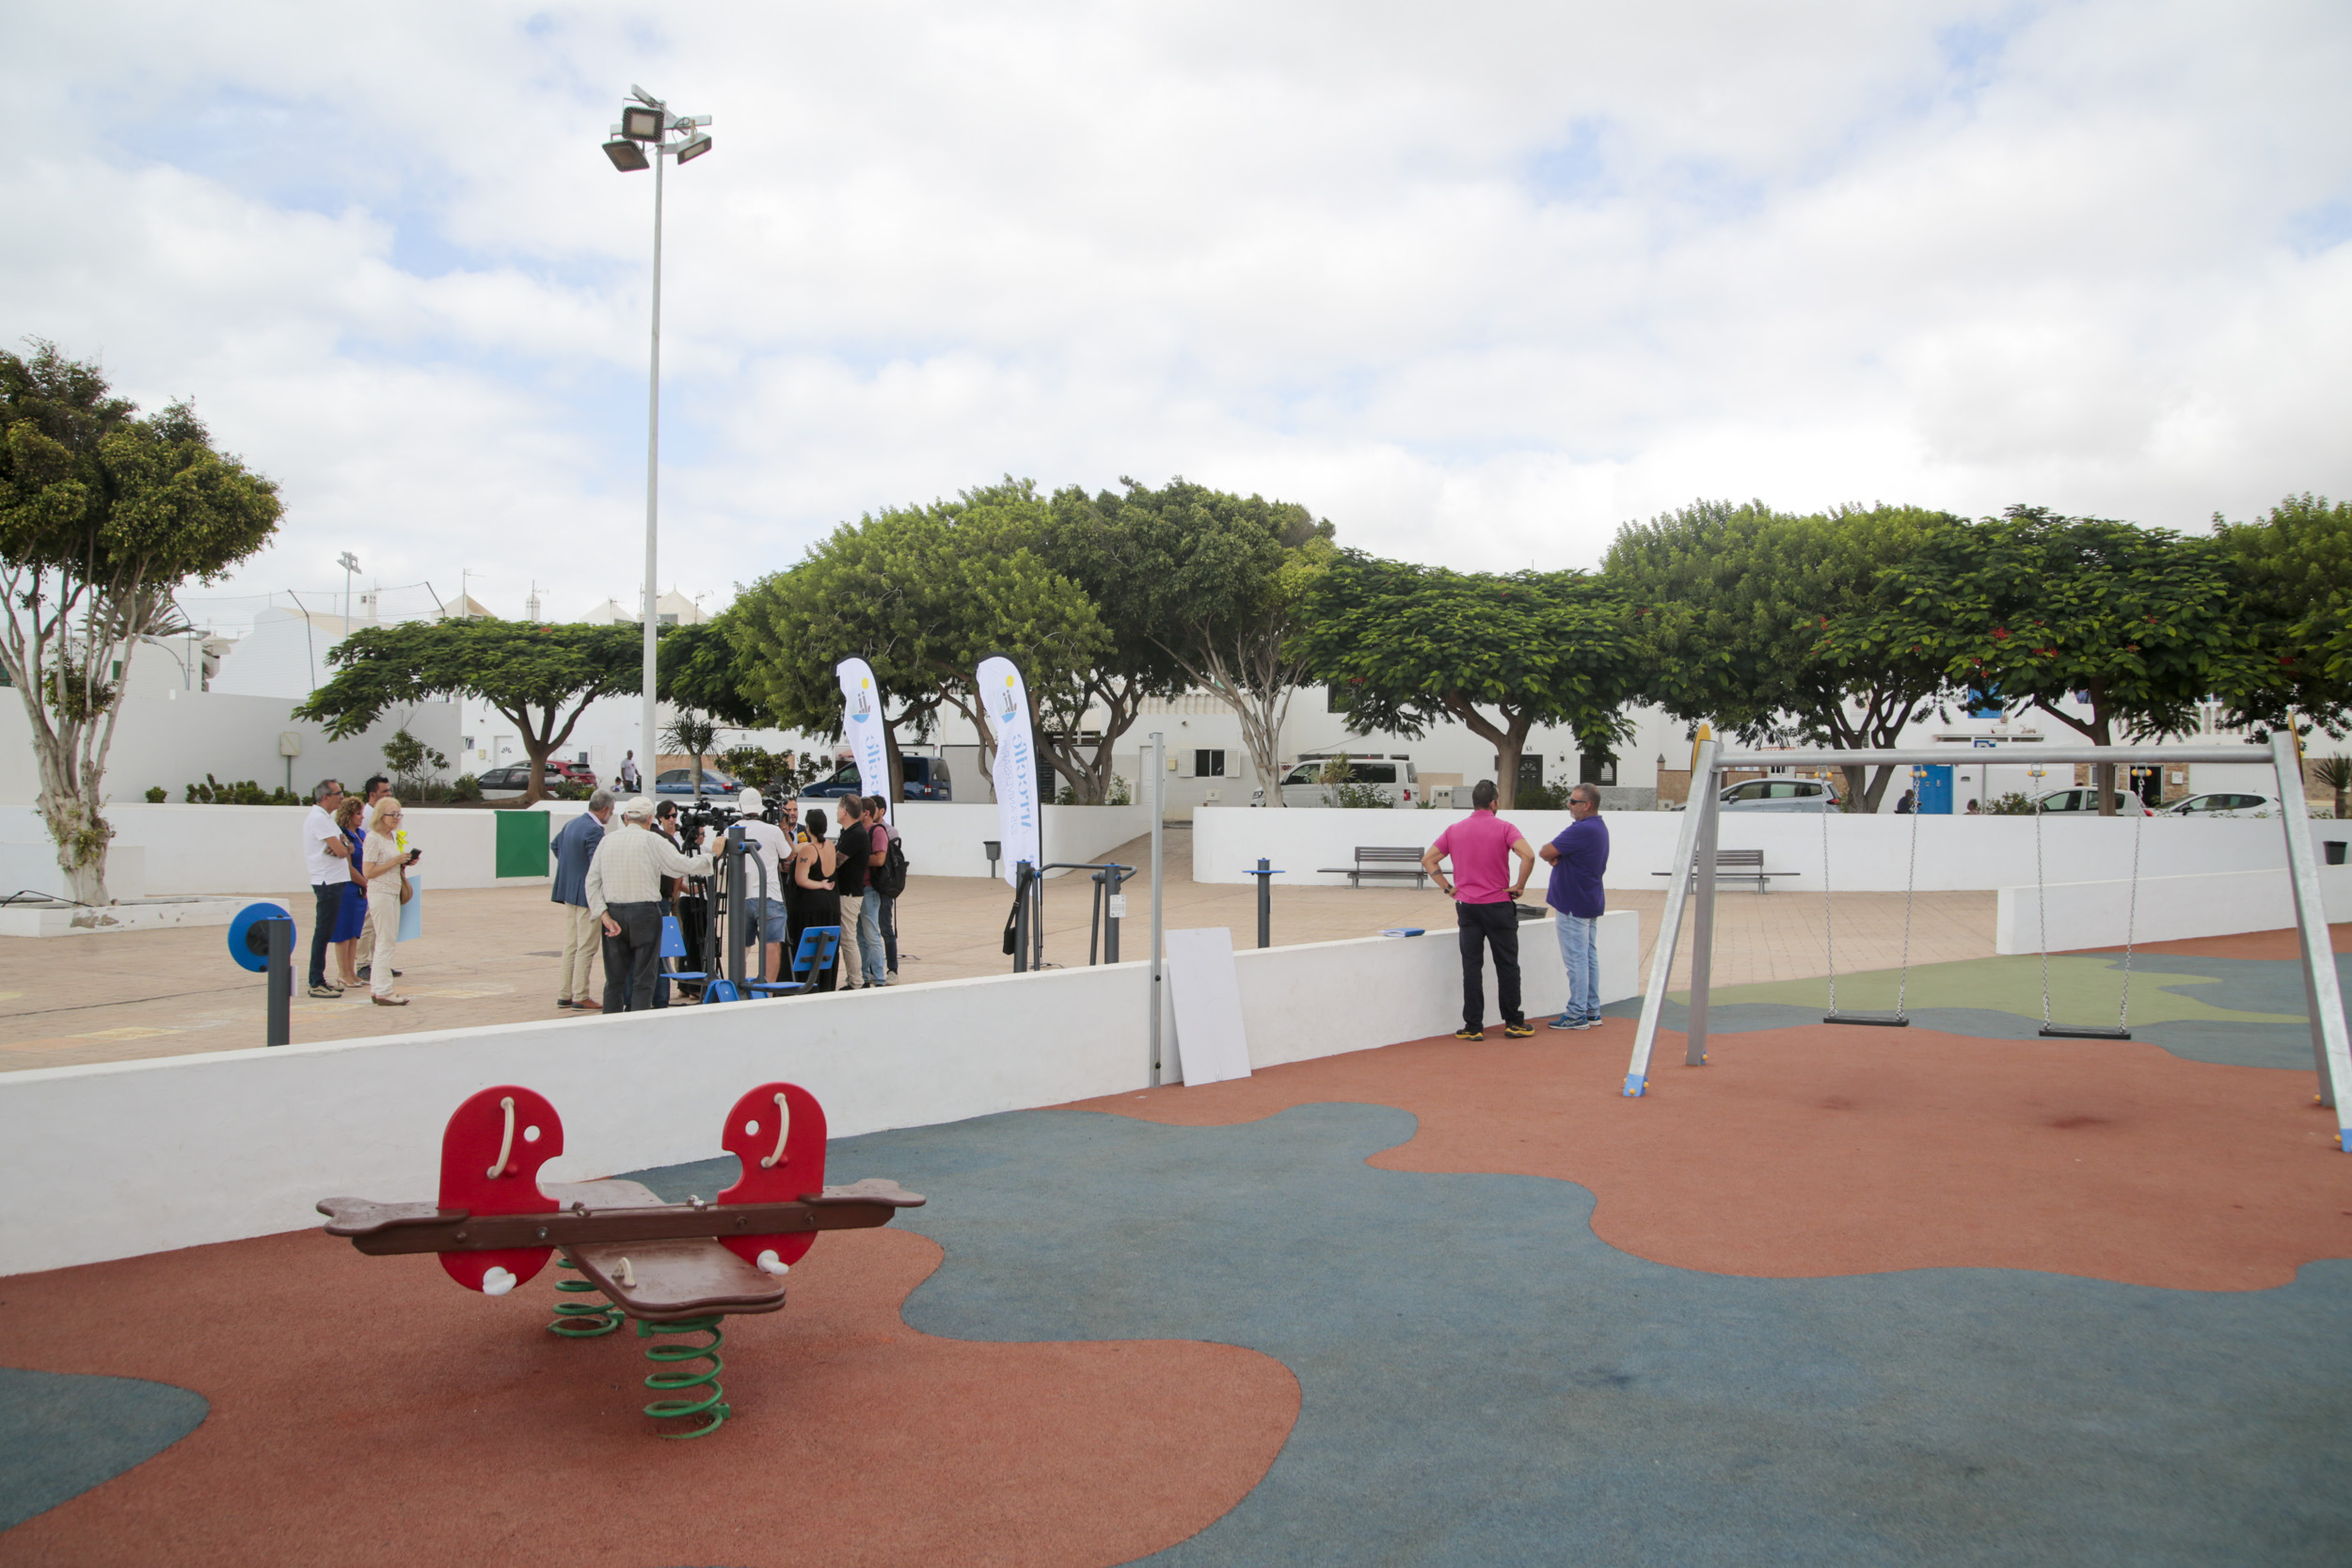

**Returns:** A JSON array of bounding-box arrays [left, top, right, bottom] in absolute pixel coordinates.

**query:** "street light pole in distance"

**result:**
[[603, 85, 714, 790]]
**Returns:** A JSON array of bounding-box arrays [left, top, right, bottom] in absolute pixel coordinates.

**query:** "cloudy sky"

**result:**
[[9, 1, 2349, 633]]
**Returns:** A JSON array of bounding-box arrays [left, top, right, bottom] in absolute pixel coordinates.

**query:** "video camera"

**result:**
[[676, 794, 783, 842]]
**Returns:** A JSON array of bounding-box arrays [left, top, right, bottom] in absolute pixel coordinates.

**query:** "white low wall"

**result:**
[[801, 801, 1152, 879], [0, 803, 556, 899], [1193, 806, 2352, 907], [0, 911, 1639, 1276], [1, 843, 147, 902], [1997, 869, 2344, 954]]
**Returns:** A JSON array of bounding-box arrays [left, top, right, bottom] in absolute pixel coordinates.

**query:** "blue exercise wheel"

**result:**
[[228, 901, 294, 973]]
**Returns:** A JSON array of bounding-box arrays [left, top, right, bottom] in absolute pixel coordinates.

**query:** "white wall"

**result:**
[[1193, 805, 2352, 903], [0, 685, 460, 810], [0, 803, 555, 897], [1997, 868, 2350, 953], [801, 801, 1152, 879], [0, 913, 1637, 1276]]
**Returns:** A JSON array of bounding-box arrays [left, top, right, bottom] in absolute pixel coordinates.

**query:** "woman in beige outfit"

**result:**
[[361, 797, 416, 1005]]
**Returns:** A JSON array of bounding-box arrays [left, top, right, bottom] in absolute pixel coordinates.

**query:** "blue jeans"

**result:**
[[856, 893, 887, 984], [1555, 911, 1599, 1022]]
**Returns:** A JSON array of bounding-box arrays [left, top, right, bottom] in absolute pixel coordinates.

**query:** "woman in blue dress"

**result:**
[[330, 797, 369, 989]]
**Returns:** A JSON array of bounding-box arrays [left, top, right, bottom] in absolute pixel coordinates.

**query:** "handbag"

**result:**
[[398, 864, 414, 906]]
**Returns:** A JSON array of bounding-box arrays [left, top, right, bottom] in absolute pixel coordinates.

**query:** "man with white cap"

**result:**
[[586, 795, 715, 1012], [732, 790, 793, 984]]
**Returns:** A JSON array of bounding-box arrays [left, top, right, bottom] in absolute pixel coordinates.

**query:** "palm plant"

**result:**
[[2311, 754, 2351, 820], [660, 710, 719, 799]]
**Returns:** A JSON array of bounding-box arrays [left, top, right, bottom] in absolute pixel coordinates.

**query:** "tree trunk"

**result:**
[[1445, 698, 1531, 811]]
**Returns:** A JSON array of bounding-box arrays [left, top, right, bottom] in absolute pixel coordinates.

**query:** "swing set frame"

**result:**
[[1623, 734, 2352, 1153]]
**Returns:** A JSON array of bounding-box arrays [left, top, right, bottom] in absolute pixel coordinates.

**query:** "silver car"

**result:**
[[2166, 791, 2282, 818], [1251, 758, 1421, 808], [1717, 778, 1841, 813], [2032, 787, 2154, 816]]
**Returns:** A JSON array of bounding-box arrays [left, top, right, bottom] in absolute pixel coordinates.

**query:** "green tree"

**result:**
[[657, 619, 768, 730], [294, 619, 641, 804], [1827, 506, 2268, 814], [1074, 478, 1335, 804], [1294, 551, 1640, 811], [0, 342, 281, 902], [2209, 493, 2352, 734], [660, 710, 720, 798], [727, 498, 1107, 800], [1607, 500, 1960, 811]]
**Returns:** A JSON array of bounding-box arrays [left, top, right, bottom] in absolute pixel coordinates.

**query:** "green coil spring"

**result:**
[[547, 1254, 622, 1338], [637, 1314, 729, 1439]]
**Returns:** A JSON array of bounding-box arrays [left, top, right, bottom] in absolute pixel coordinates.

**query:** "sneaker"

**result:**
[[307, 983, 342, 999], [1453, 1026, 1485, 1041], [1504, 1022, 1535, 1038], [1548, 1014, 1581, 1030]]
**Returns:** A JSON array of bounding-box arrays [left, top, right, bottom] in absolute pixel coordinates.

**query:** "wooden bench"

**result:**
[[1651, 848, 1801, 892], [1318, 846, 1431, 889]]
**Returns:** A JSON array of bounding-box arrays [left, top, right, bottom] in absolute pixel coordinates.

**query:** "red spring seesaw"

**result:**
[[317, 1081, 923, 1438]]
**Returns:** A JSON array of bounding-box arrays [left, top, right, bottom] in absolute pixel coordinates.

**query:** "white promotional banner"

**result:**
[[977, 655, 1041, 886], [835, 657, 892, 819]]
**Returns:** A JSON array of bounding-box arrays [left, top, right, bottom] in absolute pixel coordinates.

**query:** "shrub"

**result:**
[[184, 774, 300, 805], [1516, 780, 1577, 811], [449, 773, 482, 802], [381, 727, 452, 802], [1983, 791, 2040, 816], [144, 786, 167, 803]]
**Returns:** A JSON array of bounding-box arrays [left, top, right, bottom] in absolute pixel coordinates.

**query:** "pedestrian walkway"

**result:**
[[0, 823, 1999, 1072]]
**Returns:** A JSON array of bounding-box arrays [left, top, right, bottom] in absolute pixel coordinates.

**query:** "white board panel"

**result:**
[[1165, 927, 1252, 1086]]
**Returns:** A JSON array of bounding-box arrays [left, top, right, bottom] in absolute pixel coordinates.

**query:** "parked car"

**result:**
[[2031, 787, 2155, 816], [653, 767, 741, 796], [1717, 777, 1841, 813], [477, 764, 564, 800], [548, 760, 597, 787], [803, 756, 954, 800], [2165, 791, 2283, 817], [1250, 758, 1420, 808]]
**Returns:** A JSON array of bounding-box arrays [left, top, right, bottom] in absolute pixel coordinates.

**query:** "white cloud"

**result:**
[[4, 0, 2348, 626]]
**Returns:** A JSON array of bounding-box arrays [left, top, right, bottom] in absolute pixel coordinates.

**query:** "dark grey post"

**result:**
[[1103, 863, 1124, 963], [1255, 857, 1273, 948], [263, 917, 292, 1047], [1012, 863, 1033, 973], [1088, 869, 1106, 965], [724, 824, 746, 990]]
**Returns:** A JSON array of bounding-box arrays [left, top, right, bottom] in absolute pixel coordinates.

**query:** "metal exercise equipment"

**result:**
[[1623, 736, 2352, 1154], [320, 1081, 923, 1438], [1243, 858, 1284, 949], [227, 902, 294, 1046]]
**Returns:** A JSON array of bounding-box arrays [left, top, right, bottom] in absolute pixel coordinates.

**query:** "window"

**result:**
[[1727, 781, 1771, 800], [1497, 755, 1543, 786], [1578, 752, 1616, 785], [658, 612, 679, 627], [1350, 763, 1396, 784], [1195, 750, 1226, 778]]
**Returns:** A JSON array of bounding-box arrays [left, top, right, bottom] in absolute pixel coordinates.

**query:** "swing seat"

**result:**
[[1823, 1011, 1910, 1027], [2040, 1024, 2132, 1040]]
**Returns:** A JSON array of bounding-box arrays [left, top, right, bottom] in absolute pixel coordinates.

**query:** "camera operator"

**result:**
[[729, 789, 793, 984]]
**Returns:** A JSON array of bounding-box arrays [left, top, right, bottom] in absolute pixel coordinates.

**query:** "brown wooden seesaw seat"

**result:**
[[317, 1082, 923, 1436]]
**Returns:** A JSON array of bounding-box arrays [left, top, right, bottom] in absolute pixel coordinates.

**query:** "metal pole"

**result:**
[[1682, 776, 1723, 1067], [1089, 870, 1104, 966], [724, 824, 746, 991], [1104, 863, 1123, 963], [263, 917, 292, 1047], [639, 123, 665, 785], [1149, 732, 1166, 1086], [1624, 737, 1715, 1097], [2272, 732, 2352, 1146], [1256, 857, 1272, 948], [1012, 863, 1032, 974]]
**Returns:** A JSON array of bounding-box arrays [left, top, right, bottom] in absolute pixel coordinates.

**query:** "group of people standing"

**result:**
[[300, 776, 421, 1006], [551, 785, 902, 1013], [1421, 780, 1612, 1038]]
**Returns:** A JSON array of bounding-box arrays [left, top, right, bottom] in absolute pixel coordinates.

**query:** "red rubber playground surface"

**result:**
[[5, 927, 2352, 1565]]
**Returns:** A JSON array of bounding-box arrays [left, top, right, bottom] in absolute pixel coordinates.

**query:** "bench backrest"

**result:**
[[1714, 848, 1765, 868], [1357, 847, 1424, 863]]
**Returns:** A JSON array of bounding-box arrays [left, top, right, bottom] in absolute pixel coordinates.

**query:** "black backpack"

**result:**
[[870, 831, 909, 897]]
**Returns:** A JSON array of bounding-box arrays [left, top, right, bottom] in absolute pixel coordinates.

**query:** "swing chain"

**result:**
[[1896, 767, 1920, 1019], [2035, 795, 2053, 1026], [2118, 768, 2146, 1028], [1820, 786, 1836, 1014]]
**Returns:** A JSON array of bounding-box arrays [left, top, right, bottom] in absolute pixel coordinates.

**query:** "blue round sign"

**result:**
[[227, 901, 294, 973]]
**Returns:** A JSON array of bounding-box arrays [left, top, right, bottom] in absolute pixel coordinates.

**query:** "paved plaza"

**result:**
[[0, 826, 2000, 1072]]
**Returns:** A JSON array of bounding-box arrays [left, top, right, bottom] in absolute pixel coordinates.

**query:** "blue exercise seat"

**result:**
[[745, 927, 840, 997]]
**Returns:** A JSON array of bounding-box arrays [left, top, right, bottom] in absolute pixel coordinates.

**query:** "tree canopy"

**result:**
[[2210, 493, 2352, 735], [1294, 550, 1640, 810], [1608, 500, 1961, 810], [294, 619, 641, 803], [1, 341, 280, 900], [1823, 505, 2268, 812]]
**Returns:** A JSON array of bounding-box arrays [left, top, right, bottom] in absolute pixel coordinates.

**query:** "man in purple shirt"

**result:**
[[1422, 780, 1537, 1039], [1538, 784, 1610, 1029]]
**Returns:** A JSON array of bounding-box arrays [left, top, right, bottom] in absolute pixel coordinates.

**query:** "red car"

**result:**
[[548, 761, 598, 787]]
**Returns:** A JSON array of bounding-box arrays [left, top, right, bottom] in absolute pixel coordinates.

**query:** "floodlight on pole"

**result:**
[[337, 551, 361, 631], [600, 86, 714, 784]]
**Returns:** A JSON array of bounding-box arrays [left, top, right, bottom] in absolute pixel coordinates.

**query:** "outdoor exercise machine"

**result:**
[[317, 1080, 924, 1437], [1624, 735, 2352, 1153], [226, 901, 294, 1047]]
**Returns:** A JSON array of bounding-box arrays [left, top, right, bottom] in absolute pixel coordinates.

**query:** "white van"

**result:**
[[1251, 757, 1421, 808]]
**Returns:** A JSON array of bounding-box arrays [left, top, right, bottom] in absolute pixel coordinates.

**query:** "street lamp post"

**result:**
[[604, 86, 713, 790], [337, 551, 360, 631]]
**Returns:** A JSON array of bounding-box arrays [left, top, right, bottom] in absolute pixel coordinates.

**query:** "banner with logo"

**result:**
[[835, 657, 891, 821], [977, 654, 1041, 886]]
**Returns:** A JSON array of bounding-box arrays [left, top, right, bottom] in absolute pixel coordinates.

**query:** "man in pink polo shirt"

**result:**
[[1422, 780, 1538, 1039]]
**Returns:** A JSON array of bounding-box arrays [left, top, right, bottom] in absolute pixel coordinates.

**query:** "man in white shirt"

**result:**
[[587, 796, 714, 1012], [300, 779, 352, 998], [617, 752, 642, 793], [730, 790, 794, 983]]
